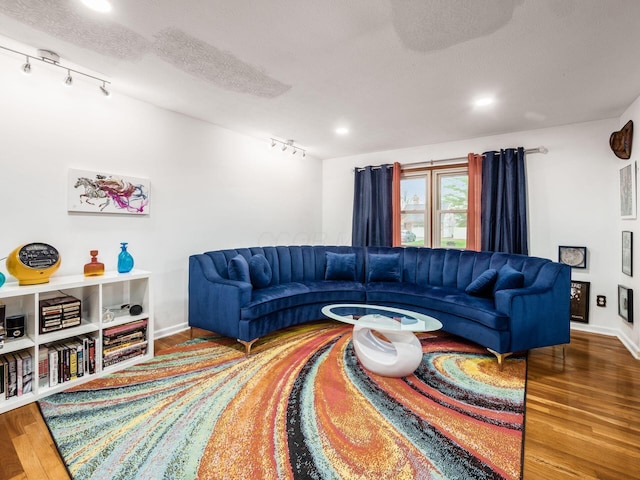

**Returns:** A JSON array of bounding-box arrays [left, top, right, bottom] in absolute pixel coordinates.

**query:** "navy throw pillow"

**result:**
[[493, 264, 525, 293], [465, 269, 498, 297], [228, 254, 250, 283], [325, 252, 357, 281], [367, 253, 402, 282], [249, 254, 272, 288]]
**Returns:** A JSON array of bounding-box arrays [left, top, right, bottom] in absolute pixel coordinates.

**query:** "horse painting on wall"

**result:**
[[68, 169, 150, 215]]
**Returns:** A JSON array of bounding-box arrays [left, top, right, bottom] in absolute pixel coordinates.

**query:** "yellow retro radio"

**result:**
[[6, 243, 61, 285]]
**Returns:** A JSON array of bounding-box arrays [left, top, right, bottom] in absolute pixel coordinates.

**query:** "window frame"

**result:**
[[400, 164, 469, 248]]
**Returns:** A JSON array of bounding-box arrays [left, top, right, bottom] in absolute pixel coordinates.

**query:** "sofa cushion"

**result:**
[[249, 254, 272, 288], [228, 254, 250, 283], [493, 264, 524, 293], [367, 253, 402, 282], [241, 281, 366, 321], [325, 252, 357, 281], [366, 282, 509, 330], [465, 269, 498, 297]]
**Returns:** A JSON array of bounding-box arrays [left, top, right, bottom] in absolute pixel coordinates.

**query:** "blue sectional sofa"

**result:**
[[189, 246, 570, 366]]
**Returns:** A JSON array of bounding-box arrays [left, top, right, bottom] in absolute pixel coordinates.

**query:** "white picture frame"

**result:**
[[619, 162, 637, 219], [68, 169, 150, 215]]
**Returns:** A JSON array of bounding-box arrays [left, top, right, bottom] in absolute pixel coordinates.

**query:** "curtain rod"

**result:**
[[354, 146, 548, 172], [403, 146, 549, 170]]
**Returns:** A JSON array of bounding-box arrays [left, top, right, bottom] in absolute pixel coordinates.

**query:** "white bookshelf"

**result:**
[[0, 270, 153, 414]]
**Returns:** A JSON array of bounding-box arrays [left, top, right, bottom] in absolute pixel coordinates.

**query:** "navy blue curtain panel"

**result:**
[[481, 147, 529, 254], [352, 165, 393, 247]]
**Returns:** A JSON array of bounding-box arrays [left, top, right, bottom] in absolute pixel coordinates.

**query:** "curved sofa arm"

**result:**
[[493, 262, 570, 352], [188, 255, 252, 339]]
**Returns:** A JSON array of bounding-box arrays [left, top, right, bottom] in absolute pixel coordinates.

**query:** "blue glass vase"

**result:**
[[117, 242, 134, 273]]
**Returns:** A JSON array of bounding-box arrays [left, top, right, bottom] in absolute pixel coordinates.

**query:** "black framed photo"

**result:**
[[618, 285, 634, 323], [558, 246, 587, 269], [622, 231, 633, 276], [570, 281, 590, 323]]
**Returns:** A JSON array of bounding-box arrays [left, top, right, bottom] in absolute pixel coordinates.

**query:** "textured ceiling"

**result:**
[[0, 0, 639, 159]]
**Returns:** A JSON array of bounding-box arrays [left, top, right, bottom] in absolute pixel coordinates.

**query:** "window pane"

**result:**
[[401, 177, 427, 246], [401, 178, 426, 209], [400, 215, 423, 246], [439, 213, 467, 248], [440, 174, 468, 210]]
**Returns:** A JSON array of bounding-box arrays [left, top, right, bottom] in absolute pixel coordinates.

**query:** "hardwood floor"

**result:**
[[0, 329, 638, 479]]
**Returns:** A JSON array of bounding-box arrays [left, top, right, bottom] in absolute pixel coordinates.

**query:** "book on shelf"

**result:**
[[6, 353, 17, 398], [38, 346, 49, 389], [0, 352, 34, 399], [103, 343, 147, 367], [19, 351, 32, 395], [0, 357, 5, 402], [15, 351, 22, 396], [42, 336, 97, 388], [69, 343, 77, 381], [103, 318, 148, 338], [102, 318, 148, 368]]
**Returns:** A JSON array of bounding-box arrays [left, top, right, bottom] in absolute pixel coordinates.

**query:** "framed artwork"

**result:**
[[68, 169, 150, 215], [622, 231, 633, 276], [619, 162, 637, 219], [558, 246, 587, 269], [570, 281, 590, 323], [618, 285, 633, 323]]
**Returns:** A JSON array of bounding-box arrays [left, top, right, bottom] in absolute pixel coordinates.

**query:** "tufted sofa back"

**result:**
[[205, 246, 366, 286], [367, 247, 550, 290], [203, 245, 551, 291]]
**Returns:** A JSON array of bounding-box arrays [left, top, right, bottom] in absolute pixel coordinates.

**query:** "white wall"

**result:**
[[615, 96, 640, 353], [0, 50, 323, 337], [323, 118, 640, 357]]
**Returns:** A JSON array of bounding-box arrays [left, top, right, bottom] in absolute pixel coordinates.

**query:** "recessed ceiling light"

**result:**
[[81, 0, 112, 13], [473, 97, 495, 107], [335, 127, 349, 135]]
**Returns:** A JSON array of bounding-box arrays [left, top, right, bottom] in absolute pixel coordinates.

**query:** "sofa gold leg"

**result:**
[[487, 349, 513, 371], [238, 338, 259, 357]]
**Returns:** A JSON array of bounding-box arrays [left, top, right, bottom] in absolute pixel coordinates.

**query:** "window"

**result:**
[[400, 166, 468, 248]]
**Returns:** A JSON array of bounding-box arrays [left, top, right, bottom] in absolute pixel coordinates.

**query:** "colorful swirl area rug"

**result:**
[[39, 321, 527, 480]]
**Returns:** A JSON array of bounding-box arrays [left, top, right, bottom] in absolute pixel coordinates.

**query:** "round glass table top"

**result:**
[[322, 304, 442, 333]]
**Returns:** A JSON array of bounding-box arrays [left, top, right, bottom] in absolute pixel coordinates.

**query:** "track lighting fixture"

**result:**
[[269, 138, 307, 158], [1, 45, 111, 96], [22, 56, 31, 74], [100, 81, 110, 96]]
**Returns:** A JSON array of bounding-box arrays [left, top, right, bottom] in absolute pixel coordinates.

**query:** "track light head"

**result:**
[[22, 57, 31, 74], [292, 148, 297, 155], [271, 139, 276, 148], [65, 70, 73, 86], [99, 81, 110, 97], [302, 150, 306, 158]]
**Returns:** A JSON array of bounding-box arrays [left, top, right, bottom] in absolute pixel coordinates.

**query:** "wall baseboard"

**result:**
[[571, 323, 639, 359], [154, 321, 190, 340]]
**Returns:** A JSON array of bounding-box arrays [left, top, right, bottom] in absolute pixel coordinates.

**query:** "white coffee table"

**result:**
[[321, 304, 442, 377]]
